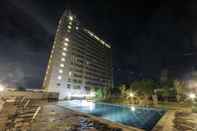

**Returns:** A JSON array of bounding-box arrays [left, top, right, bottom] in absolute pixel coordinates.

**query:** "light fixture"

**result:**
[[129, 92, 134, 98], [68, 25, 72, 29], [69, 16, 73, 21], [60, 64, 64, 67], [0, 84, 4, 92], [63, 47, 67, 51], [61, 58, 65, 62], [62, 52, 66, 56], [57, 76, 62, 80], [130, 106, 135, 112], [65, 38, 69, 42], [59, 69, 63, 74], [64, 42, 68, 46], [189, 93, 196, 100]]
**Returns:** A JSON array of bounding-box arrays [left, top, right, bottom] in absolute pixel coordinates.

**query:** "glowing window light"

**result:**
[[57, 76, 62, 80], [63, 47, 67, 51], [61, 58, 65, 62], [76, 26, 79, 30], [62, 52, 66, 56], [59, 69, 63, 74], [65, 38, 69, 42], [69, 22, 72, 25], [68, 25, 72, 29], [64, 42, 68, 46], [69, 71, 72, 77], [69, 16, 73, 21], [60, 64, 64, 67]]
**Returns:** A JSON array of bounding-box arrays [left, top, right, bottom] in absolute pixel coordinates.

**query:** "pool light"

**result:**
[[130, 106, 135, 112]]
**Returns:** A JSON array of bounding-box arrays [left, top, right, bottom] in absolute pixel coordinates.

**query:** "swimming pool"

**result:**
[[58, 100, 165, 131]]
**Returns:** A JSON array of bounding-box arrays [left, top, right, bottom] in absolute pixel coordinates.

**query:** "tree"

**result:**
[[174, 80, 188, 102], [130, 79, 157, 105], [160, 79, 174, 102], [131, 80, 156, 96], [119, 84, 127, 97]]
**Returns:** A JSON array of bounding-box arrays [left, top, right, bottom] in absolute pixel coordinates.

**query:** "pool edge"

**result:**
[[57, 104, 144, 131]]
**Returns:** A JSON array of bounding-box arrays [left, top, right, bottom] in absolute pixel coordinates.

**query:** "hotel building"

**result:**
[[42, 11, 112, 99]]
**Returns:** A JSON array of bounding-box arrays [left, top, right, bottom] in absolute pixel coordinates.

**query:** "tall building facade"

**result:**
[[42, 11, 112, 99]]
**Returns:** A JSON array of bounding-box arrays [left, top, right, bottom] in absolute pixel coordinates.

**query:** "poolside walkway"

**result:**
[[153, 104, 197, 131]]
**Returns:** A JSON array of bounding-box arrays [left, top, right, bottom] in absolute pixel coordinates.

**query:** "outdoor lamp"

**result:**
[[0, 84, 4, 92], [129, 92, 134, 98], [189, 93, 196, 100]]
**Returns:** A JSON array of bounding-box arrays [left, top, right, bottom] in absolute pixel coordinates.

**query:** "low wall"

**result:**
[[3, 90, 59, 100]]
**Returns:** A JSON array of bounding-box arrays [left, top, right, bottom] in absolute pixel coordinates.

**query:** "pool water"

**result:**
[[58, 100, 165, 131]]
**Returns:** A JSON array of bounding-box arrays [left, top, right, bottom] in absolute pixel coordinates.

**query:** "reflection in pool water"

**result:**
[[58, 100, 165, 131]]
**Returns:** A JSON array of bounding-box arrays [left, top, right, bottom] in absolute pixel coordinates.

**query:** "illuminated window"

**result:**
[[62, 52, 66, 56], [65, 38, 69, 42], [64, 42, 68, 46], [67, 30, 71, 33], [60, 64, 64, 67], [69, 71, 72, 77], [68, 25, 72, 29], [61, 58, 65, 62], [69, 22, 72, 25], [57, 76, 62, 80], [59, 69, 63, 74], [69, 16, 73, 21], [76, 26, 79, 30], [63, 47, 67, 51]]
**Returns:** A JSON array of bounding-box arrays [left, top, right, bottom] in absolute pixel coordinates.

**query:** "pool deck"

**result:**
[[153, 104, 197, 131], [1, 99, 197, 131]]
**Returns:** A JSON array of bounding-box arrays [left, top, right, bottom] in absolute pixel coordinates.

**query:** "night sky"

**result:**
[[0, 0, 197, 88]]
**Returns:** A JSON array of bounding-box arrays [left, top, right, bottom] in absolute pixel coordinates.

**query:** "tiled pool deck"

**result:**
[[1, 100, 197, 131]]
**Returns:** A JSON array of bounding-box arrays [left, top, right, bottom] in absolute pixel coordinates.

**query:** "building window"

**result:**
[[73, 86, 80, 89], [76, 26, 79, 30], [67, 84, 71, 88]]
